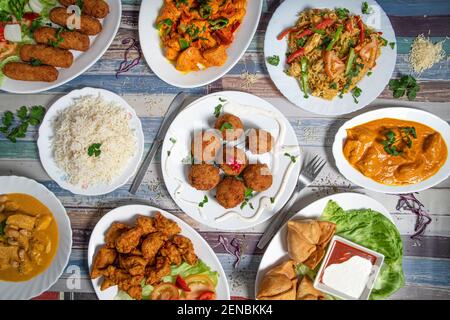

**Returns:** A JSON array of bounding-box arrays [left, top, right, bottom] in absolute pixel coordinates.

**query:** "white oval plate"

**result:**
[[332, 107, 450, 193], [37, 87, 144, 196], [264, 0, 396, 115], [138, 0, 262, 88], [255, 192, 394, 298], [1, 0, 122, 94], [161, 91, 301, 231], [88, 204, 230, 300], [0, 175, 72, 300]]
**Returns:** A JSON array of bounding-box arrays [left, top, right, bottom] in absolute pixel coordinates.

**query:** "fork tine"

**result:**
[[306, 155, 319, 170], [314, 161, 326, 175]]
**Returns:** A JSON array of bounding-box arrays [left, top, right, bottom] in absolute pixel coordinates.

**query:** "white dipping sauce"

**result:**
[[322, 255, 373, 299]]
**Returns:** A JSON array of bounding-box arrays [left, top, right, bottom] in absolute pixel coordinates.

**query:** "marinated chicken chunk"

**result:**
[[115, 227, 143, 254], [142, 232, 167, 263], [154, 212, 181, 237], [91, 246, 117, 278], [104, 222, 130, 248]]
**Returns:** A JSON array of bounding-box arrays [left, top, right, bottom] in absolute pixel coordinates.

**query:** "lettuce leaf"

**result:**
[[321, 200, 405, 300]]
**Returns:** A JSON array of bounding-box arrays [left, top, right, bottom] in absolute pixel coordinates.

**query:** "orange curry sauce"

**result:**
[[343, 118, 448, 185]]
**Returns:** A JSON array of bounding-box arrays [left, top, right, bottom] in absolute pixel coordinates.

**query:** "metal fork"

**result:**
[[257, 155, 326, 249]]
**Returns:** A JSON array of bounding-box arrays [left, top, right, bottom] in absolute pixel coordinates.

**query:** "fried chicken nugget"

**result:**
[[119, 255, 148, 276], [60, 0, 110, 19], [49, 7, 102, 36], [91, 246, 117, 279], [172, 235, 198, 265], [146, 257, 171, 285], [34, 27, 90, 52], [20, 44, 73, 68], [115, 227, 143, 254], [136, 215, 156, 236], [105, 222, 130, 248], [3, 62, 58, 82], [154, 212, 181, 237], [159, 242, 183, 266], [141, 232, 167, 263]]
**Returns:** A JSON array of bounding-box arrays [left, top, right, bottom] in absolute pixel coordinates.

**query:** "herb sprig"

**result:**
[[0, 106, 46, 143], [267, 55, 280, 66], [199, 195, 208, 207], [388, 75, 420, 100], [88, 143, 102, 157]]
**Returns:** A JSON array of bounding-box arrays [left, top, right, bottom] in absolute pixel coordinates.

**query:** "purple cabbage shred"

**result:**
[[116, 38, 142, 78], [396, 193, 431, 239], [216, 235, 244, 268]]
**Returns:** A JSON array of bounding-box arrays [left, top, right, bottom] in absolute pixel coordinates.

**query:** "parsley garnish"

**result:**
[[352, 86, 362, 103], [267, 55, 280, 66], [170, 137, 177, 144], [389, 42, 396, 49], [362, 2, 371, 14], [0, 106, 46, 143], [380, 130, 402, 156], [48, 28, 64, 48], [335, 7, 350, 19], [220, 122, 233, 132], [219, 97, 227, 102], [240, 188, 254, 210], [30, 58, 43, 66], [214, 104, 223, 118], [199, 195, 208, 207], [88, 143, 102, 157], [270, 197, 275, 204], [388, 75, 420, 100], [179, 38, 190, 50], [284, 152, 297, 163]]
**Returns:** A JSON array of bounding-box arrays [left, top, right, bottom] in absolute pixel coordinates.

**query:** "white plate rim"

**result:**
[[87, 204, 231, 300], [332, 107, 450, 193], [0, 175, 72, 300], [0, 0, 122, 94], [160, 90, 302, 231], [138, 0, 263, 88], [264, 0, 397, 115], [37, 87, 145, 196], [254, 192, 395, 299]]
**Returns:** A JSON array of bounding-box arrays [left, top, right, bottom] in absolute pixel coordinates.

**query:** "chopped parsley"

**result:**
[[352, 86, 362, 103], [270, 197, 275, 204], [219, 97, 227, 102], [0, 106, 46, 143], [48, 28, 64, 48], [240, 188, 254, 210], [267, 55, 280, 66], [296, 37, 307, 48], [335, 7, 350, 19], [284, 152, 297, 163], [170, 137, 177, 144], [30, 58, 42, 66], [220, 122, 233, 131], [362, 2, 371, 14], [199, 195, 208, 207], [179, 38, 190, 50], [88, 143, 102, 157], [380, 130, 402, 156], [214, 104, 223, 118], [388, 75, 420, 100], [389, 42, 396, 49]]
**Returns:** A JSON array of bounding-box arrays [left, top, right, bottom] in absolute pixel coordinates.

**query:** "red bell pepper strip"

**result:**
[[296, 29, 313, 39], [345, 18, 353, 33], [0, 26, 5, 42], [356, 16, 365, 44], [277, 26, 299, 40], [315, 18, 335, 30], [175, 275, 191, 292], [231, 21, 241, 33], [287, 47, 305, 64]]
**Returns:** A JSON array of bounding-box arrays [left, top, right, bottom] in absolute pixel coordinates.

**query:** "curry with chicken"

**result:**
[[156, 0, 247, 72], [0, 193, 58, 282], [343, 118, 448, 185]]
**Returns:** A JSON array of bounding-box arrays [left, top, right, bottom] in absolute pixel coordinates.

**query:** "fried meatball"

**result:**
[[243, 164, 273, 192], [191, 130, 222, 163], [188, 164, 221, 190], [219, 147, 248, 176], [216, 177, 246, 209], [214, 113, 244, 141], [247, 129, 274, 154]]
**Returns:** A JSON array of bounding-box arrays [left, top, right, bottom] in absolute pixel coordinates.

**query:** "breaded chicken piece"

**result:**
[[141, 232, 167, 263], [127, 285, 143, 300], [101, 265, 129, 284], [172, 235, 198, 265], [115, 227, 143, 254], [91, 246, 117, 278], [159, 242, 183, 266], [136, 215, 156, 235], [100, 278, 115, 291], [146, 257, 171, 285], [154, 212, 181, 237], [118, 274, 145, 292], [119, 255, 148, 276], [105, 222, 130, 248]]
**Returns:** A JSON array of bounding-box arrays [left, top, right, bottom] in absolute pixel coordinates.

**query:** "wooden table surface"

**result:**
[[1, 0, 449, 300]]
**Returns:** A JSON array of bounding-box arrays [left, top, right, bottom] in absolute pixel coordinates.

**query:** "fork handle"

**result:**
[[257, 182, 306, 249]]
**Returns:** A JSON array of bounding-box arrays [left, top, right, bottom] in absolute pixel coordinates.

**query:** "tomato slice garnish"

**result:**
[[176, 275, 191, 292], [184, 275, 216, 300], [0, 26, 5, 42], [150, 283, 180, 300], [198, 291, 216, 300]]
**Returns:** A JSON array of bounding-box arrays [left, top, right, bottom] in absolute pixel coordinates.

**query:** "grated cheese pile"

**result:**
[[52, 94, 136, 187], [409, 34, 446, 73]]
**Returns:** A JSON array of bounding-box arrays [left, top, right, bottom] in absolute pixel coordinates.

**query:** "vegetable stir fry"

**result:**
[[156, 0, 247, 73], [280, 8, 386, 100]]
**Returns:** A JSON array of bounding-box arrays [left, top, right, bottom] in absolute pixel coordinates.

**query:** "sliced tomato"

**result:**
[[176, 275, 191, 292], [324, 50, 345, 79], [23, 12, 40, 21], [150, 283, 180, 300], [198, 291, 216, 300], [0, 26, 5, 42], [184, 275, 216, 300], [185, 274, 215, 288]]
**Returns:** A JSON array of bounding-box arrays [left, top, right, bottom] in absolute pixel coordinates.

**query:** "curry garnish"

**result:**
[[199, 195, 209, 207], [88, 143, 102, 157]]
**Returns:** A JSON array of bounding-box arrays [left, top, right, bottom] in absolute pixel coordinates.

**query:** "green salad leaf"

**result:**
[[321, 200, 405, 300]]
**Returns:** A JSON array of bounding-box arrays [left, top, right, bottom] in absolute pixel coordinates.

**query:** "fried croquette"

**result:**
[[247, 129, 274, 154], [243, 164, 273, 192], [215, 113, 244, 141], [188, 164, 221, 190], [191, 130, 222, 163], [216, 177, 246, 209], [60, 0, 110, 19], [219, 146, 248, 176], [3, 62, 58, 82], [50, 7, 102, 36], [20, 44, 74, 68], [34, 27, 90, 52]]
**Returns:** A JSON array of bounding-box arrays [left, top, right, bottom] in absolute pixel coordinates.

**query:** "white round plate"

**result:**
[[161, 91, 301, 231], [37, 87, 144, 196], [138, 0, 262, 88], [0, 175, 72, 300], [332, 107, 450, 194], [255, 192, 394, 298], [264, 0, 396, 115], [88, 205, 230, 300], [1, 0, 122, 94]]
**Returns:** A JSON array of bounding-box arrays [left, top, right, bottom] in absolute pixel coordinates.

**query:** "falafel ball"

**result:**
[[247, 128, 274, 154], [214, 113, 244, 141], [216, 177, 246, 209], [243, 164, 273, 192], [219, 147, 248, 176], [188, 164, 221, 191], [191, 130, 222, 163]]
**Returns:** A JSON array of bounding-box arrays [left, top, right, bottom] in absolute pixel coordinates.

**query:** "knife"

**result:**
[[129, 92, 188, 194]]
